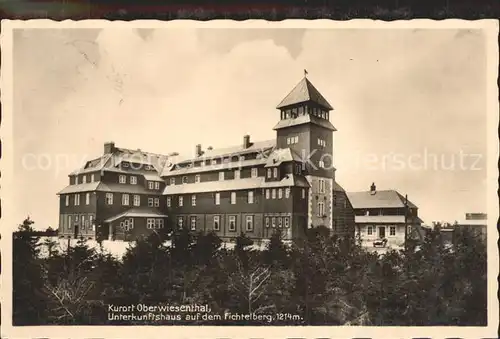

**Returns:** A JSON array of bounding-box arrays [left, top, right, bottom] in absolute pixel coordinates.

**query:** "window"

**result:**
[[65, 195, 69, 206], [170, 178, 175, 185], [166, 196, 171, 207], [81, 215, 86, 230], [278, 217, 283, 228], [317, 138, 326, 147], [239, 155, 245, 162], [265, 189, 270, 199], [265, 217, 270, 228], [215, 192, 220, 205], [286, 136, 299, 145], [247, 191, 254, 204], [285, 188, 290, 198], [195, 175, 200, 183], [213, 215, 220, 231], [230, 192, 236, 204], [318, 202, 325, 217], [89, 215, 94, 230], [228, 215, 236, 231], [223, 158, 230, 164], [267, 168, 272, 178], [211, 159, 217, 165], [278, 189, 283, 199], [154, 182, 160, 190], [295, 164, 302, 175], [367, 226, 373, 235], [246, 215, 254, 231], [273, 167, 278, 178], [284, 217, 290, 228], [191, 195, 196, 206], [119, 175, 126, 184], [271, 217, 276, 228], [75, 176, 79, 185], [154, 198, 159, 207], [82, 175, 87, 184], [219, 172, 225, 181], [179, 196, 183, 207], [133, 195, 140, 206], [294, 136, 299, 144], [68, 215, 73, 229], [182, 176, 188, 184], [122, 194, 130, 206], [319, 179, 325, 193], [130, 176, 137, 185], [74, 194, 80, 206], [190, 216, 197, 230], [149, 181, 154, 189], [234, 170, 240, 179], [177, 217, 184, 229], [106, 193, 113, 205], [123, 162, 129, 168], [319, 160, 325, 168], [91, 174, 95, 182], [272, 189, 276, 199], [85, 193, 90, 205], [302, 189, 306, 199], [147, 218, 155, 229], [390, 226, 396, 236], [156, 219, 164, 229]]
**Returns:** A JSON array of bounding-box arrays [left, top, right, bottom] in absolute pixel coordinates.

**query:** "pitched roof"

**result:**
[[346, 190, 418, 209], [332, 181, 346, 192], [265, 148, 303, 167], [57, 182, 101, 194], [164, 175, 310, 195], [276, 77, 333, 110], [163, 158, 268, 177], [104, 207, 167, 223], [70, 147, 169, 176], [272, 114, 337, 131], [196, 139, 275, 160]]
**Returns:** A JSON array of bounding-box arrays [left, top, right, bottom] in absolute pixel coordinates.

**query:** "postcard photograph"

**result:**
[[1, 19, 498, 338]]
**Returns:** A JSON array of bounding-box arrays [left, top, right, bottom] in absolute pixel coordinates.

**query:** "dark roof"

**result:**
[[276, 77, 333, 110], [346, 190, 418, 209]]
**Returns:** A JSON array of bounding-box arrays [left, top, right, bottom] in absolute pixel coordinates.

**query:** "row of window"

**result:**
[[367, 225, 397, 236], [177, 215, 290, 232], [179, 154, 249, 170], [167, 188, 306, 207], [67, 214, 95, 231], [118, 175, 161, 190], [286, 136, 299, 145], [280, 106, 329, 120], [105, 193, 160, 207], [75, 174, 96, 185], [171, 168, 259, 185], [121, 162, 153, 170], [146, 218, 164, 229], [67, 193, 90, 206], [317, 138, 327, 147]]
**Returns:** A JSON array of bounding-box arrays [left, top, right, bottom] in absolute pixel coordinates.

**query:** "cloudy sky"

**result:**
[[12, 26, 489, 229]]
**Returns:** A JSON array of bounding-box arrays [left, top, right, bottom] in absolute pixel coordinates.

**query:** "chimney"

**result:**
[[195, 144, 202, 157], [104, 141, 116, 154], [243, 135, 251, 148], [370, 182, 376, 195]]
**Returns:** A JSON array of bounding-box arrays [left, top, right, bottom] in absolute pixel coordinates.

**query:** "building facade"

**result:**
[[347, 183, 423, 251], [57, 76, 354, 241]]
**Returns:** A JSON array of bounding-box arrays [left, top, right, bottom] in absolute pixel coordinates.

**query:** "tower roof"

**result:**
[[276, 77, 333, 110]]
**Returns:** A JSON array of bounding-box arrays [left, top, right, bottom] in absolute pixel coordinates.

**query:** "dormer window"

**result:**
[[182, 176, 188, 184], [75, 176, 79, 185], [82, 175, 87, 184], [298, 106, 304, 114], [123, 162, 129, 168], [267, 168, 272, 179], [119, 175, 126, 184], [148, 181, 154, 189], [273, 168, 278, 179]]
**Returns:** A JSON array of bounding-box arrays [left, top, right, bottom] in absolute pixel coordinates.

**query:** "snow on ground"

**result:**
[[36, 237, 273, 261]]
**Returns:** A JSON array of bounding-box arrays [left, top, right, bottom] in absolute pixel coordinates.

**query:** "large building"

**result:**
[[57, 75, 354, 241], [347, 183, 423, 251]]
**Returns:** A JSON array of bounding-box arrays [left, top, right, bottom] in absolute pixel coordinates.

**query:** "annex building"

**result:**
[[57, 75, 355, 242]]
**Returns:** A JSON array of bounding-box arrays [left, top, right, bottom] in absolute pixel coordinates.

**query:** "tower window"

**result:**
[[298, 106, 304, 114]]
